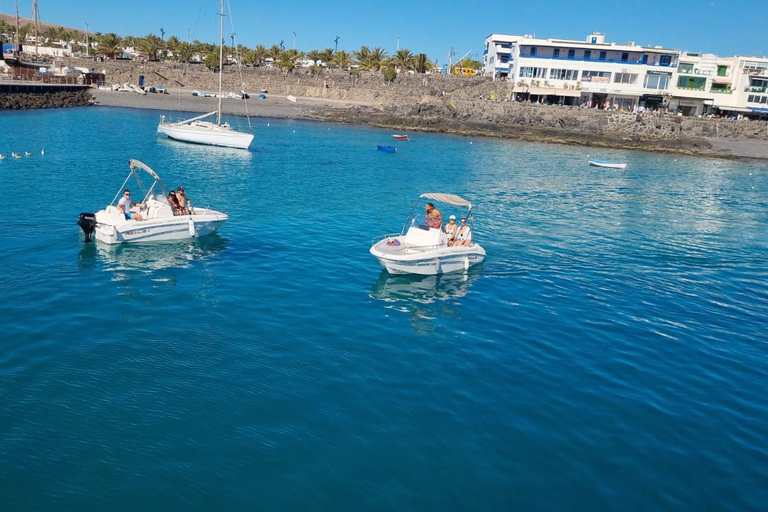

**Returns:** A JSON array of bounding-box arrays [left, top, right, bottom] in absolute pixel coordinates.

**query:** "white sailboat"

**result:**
[[157, 0, 254, 150]]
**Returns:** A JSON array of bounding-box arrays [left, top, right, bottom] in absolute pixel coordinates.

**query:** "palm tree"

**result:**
[[318, 48, 334, 67], [276, 49, 297, 78], [353, 46, 370, 65], [370, 47, 389, 71], [390, 48, 416, 73], [177, 42, 193, 63], [98, 33, 122, 59], [331, 50, 353, 70], [138, 34, 164, 61], [0, 20, 11, 43], [252, 44, 267, 66], [267, 44, 282, 60], [305, 49, 320, 66], [165, 35, 182, 61]]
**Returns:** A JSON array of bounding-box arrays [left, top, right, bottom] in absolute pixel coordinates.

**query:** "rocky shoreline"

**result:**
[[26, 57, 768, 159]]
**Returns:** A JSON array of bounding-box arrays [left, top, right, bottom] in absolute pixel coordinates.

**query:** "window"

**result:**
[[660, 55, 671, 66], [519, 67, 534, 78], [717, 65, 728, 77], [553, 49, 560, 58], [530, 47, 537, 56], [621, 52, 629, 62], [584, 50, 591, 59], [599, 51, 606, 61], [581, 70, 611, 82], [568, 49, 575, 59], [519, 67, 547, 78], [679, 63, 694, 73], [613, 73, 638, 84], [549, 68, 577, 80], [748, 95, 768, 104], [644, 74, 669, 90]]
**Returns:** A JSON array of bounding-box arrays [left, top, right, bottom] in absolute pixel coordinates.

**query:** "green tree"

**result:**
[[177, 42, 193, 63], [97, 33, 122, 59], [318, 48, 334, 67], [390, 48, 416, 73], [305, 49, 320, 66], [204, 50, 220, 71], [331, 50, 353, 70], [137, 34, 164, 61], [382, 66, 397, 83], [252, 44, 267, 66], [165, 35, 182, 61]]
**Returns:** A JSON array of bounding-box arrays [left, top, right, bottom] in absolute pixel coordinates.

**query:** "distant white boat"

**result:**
[[157, 0, 253, 150], [589, 159, 627, 169]]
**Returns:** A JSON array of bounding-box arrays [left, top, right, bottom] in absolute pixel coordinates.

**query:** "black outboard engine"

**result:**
[[77, 212, 97, 242]]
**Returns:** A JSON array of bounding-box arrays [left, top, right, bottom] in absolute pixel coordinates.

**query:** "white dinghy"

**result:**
[[77, 159, 228, 245], [370, 193, 486, 275], [588, 159, 628, 169]]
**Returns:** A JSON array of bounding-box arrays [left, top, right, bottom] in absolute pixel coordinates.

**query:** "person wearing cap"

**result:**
[[444, 214, 458, 246], [454, 217, 472, 246], [176, 186, 191, 214]]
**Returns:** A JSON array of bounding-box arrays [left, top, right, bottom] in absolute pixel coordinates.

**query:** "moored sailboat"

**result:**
[[157, 0, 253, 150]]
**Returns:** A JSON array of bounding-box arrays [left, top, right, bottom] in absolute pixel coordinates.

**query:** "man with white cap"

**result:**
[[444, 214, 458, 246]]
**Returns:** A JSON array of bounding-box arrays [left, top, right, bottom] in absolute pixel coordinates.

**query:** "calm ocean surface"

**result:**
[[1, 106, 767, 510]]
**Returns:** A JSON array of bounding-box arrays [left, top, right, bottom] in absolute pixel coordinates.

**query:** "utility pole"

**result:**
[[396, 37, 400, 51], [85, 22, 89, 57], [334, 36, 339, 53], [293, 32, 296, 50]]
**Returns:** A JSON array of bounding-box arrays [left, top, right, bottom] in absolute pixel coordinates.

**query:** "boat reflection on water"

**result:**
[[370, 269, 481, 304], [370, 267, 483, 333], [78, 233, 228, 274]]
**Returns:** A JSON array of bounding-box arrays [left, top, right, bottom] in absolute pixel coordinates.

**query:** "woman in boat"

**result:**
[[453, 217, 472, 246], [167, 191, 184, 216], [444, 215, 458, 246], [176, 186, 191, 214]]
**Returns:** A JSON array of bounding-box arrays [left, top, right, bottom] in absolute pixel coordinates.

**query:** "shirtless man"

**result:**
[[425, 202, 442, 229], [117, 189, 145, 220]]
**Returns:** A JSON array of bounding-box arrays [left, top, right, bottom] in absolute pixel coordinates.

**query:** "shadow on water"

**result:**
[[78, 233, 228, 273]]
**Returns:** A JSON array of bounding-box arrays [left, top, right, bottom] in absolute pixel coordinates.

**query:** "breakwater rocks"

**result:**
[[77, 58, 768, 158], [0, 89, 92, 110]]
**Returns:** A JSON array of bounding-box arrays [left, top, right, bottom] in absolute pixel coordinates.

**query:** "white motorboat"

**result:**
[[156, 0, 254, 150], [370, 193, 486, 275], [77, 159, 228, 245], [588, 159, 627, 169]]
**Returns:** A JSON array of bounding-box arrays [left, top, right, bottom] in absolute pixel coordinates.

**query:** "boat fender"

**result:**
[[188, 217, 196, 237], [77, 212, 97, 242], [463, 256, 470, 271]]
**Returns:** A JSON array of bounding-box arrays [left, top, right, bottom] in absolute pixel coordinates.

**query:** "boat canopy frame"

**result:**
[[109, 159, 169, 206], [400, 193, 475, 235]]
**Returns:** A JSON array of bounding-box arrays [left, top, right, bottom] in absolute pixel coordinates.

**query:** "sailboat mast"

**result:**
[[33, 0, 39, 58], [14, 0, 19, 51], [217, 0, 224, 126]]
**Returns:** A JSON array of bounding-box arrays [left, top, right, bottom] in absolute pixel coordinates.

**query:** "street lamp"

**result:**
[[85, 23, 89, 57], [293, 32, 296, 50], [334, 36, 340, 53]]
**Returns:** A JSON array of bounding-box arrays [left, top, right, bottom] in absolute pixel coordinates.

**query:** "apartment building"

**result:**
[[483, 32, 768, 118], [483, 32, 679, 110]]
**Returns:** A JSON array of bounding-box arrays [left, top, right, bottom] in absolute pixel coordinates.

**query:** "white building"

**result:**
[[483, 32, 679, 110], [483, 32, 768, 118]]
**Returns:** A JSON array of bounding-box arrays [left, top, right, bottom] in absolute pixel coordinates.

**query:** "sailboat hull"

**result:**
[[157, 121, 254, 150]]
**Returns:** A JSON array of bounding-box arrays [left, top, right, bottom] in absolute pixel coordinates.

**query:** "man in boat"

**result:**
[[176, 186, 191, 214], [444, 215, 458, 246], [425, 202, 442, 229], [117, 189, 146, 221]]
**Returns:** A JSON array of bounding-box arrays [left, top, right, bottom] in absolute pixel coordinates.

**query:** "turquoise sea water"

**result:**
[[1, 106, 767, 510]]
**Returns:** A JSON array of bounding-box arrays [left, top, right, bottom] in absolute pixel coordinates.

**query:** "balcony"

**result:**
[[745, 86, 767, 93], [710, 88, 732, 94]]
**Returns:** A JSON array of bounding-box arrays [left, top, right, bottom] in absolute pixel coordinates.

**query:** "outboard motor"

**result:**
[[77, 212, 97, 242]]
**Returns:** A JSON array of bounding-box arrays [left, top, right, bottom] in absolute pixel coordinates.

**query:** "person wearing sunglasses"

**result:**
[[117, 189, 146, 221]]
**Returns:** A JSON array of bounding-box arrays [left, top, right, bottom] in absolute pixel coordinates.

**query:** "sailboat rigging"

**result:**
[[157, 0, 254, 150]]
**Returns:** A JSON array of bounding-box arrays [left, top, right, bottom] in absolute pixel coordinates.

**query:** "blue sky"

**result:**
[[17, 0, 768, 62]]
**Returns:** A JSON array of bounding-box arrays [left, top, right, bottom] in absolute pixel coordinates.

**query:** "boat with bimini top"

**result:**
[[370, 193, 486, 275], [77, 159, 228, 245]]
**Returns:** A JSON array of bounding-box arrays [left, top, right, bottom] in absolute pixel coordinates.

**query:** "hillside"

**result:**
[[0, 12, 81, 34]]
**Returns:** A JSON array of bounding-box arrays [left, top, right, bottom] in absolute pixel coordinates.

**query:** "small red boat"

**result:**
[[391, 134, 410, 141]]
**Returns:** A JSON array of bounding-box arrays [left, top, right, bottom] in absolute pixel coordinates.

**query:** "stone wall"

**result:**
[[0, 90, 92, 109], [69, 57, 768, 144]]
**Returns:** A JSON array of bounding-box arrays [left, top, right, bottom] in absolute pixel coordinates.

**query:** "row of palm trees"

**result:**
[[1, 20, 437, 74]]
